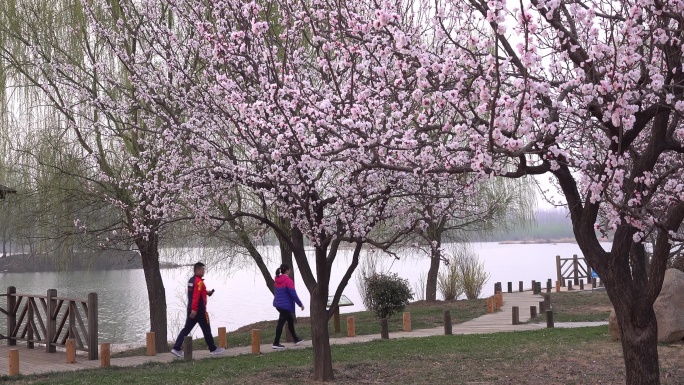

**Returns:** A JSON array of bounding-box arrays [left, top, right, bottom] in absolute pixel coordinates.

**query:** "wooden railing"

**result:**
[[556, 255, 593, 287], [0, 286, 98, 360]]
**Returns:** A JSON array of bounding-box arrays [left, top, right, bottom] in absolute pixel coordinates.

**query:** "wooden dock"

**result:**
[[0, 290, 606, 377]]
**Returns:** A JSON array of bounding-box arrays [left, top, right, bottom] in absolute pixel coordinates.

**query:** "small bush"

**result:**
[[363, 273, 413, 319], [438, 261, 462, 300], [450, 244, 489, 300]]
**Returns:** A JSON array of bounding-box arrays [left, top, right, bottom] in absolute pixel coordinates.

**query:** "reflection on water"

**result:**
[[0, 242, 610, 344]]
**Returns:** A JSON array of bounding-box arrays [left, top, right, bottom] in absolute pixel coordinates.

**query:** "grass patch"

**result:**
[[530, 290, 613, 323], [7, 326, 684, 384], [114, 298, 487, 357]]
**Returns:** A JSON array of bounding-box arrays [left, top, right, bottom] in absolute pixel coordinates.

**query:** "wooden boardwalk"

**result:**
[[0, 290, 606, 377]]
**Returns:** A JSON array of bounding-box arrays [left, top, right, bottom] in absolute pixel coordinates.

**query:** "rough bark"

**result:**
[[425, 251, 440, 302], [135, 232, 169, 353], [310, 285, 334, 381]]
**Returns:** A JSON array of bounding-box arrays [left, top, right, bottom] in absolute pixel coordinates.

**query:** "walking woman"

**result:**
[[272, 264, 305, 349]]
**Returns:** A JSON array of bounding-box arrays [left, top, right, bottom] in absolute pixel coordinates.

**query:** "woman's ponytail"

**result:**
[[276, 263, 290, 277]]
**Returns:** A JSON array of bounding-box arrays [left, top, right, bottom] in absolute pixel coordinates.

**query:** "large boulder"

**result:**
[[609, 308, 620, 341], [608, 268, 684, 343], [653, 268, 684, 343]]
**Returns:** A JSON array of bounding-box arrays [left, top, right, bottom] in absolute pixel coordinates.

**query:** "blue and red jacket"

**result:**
[[187, 275, 208, 313], [273, 274, 303, 313]]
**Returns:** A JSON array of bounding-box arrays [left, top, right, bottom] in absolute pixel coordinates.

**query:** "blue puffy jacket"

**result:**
[[273, 274, 303, 313]]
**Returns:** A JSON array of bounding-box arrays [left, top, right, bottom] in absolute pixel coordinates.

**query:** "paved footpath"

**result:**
[[0, 291, 607, 376]]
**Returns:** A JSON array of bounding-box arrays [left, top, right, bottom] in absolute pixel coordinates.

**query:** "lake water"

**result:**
[[0, 242, 610, 345]]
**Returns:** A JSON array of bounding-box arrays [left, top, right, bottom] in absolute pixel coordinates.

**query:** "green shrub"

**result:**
[[363, 273, 413, 319], [452, 245, 489, 300], [438, 261, 462, 300]]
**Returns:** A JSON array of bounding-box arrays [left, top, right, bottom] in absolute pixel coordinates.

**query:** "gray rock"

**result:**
[[653, 268, 684, 343], [608, 308, 620, 341]]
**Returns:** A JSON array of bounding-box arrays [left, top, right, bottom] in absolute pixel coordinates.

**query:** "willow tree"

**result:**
[[413, 177, 535, 301], [0, 0, 193, 351]]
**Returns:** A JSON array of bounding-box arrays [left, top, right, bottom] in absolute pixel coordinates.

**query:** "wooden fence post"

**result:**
[[444, 310, 452, 335], [27, 298, 34, 349], [347, 317, 355, 337], [592, 277, 597, 288], [496, 292, 503, 309], [543, 294, 551, 310], [539, 300, 545, 312], [568, 281, 573, 291], [556, 255, 562, 287], [530, 306, 537, 319], [184, 336, 193, 361], [251, 329, 260, 355], [546, 279, 552, 293], [403, 312, 411, 332], [66, 339, 76, 364], [518, 281, 523, 292], [546, 310, 554, 328], [8, 348, 19, 376], [146, 332, 156, 356], [573, 254, 580, 285], [487, 297, 494, 313], [46, 289, 57, 353], [218, 327, 227, 349], [88, 293, 99, 360], [7, 286, 16, 346], [536, 282, 542, 295], [531, 280, 536, 294], [507, 282, 512, 293], [579, 279, 585, 290], [100, 343, 111, 368], [512, 306, 520, 325], [555, 280, 560, 292]]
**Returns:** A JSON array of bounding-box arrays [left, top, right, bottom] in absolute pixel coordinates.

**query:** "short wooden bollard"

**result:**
[[546, 310, 555, 328], [100, 343, 111, 368], [146, 332, 156, 356], [403, 312, 411, 332], [531, 280, 537, 294], [543, 294, 551, 310], [444, 310, 453, 335], [184, 336, 193, 361], [592, 277, 597, 289], [539, 300, 545, 312], [579, 279, 584, 290], [8, 348, 19, 376], [547, 279, 552, 293], [347, 316, 355, 337], [66, 339, 76, 364], [487, 297, 494, 313], [555, 280, 561, 292], [512, 306, 520, 325], [218, 327, 227, 349], [507, 282, 512, 293], [530, 305, 537, 319], [251, 329, 260, 355], [519, 281, 523, 292], [496, 292, 503, 309], [568, 281, 573, 291], [536, 282, 542, 294]]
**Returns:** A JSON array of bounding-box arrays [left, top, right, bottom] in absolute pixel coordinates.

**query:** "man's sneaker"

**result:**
[[170, 349, 184, 358], [210, 347, 226, 356], [272, 344, 286, 350], [294, 338, 304, 345]]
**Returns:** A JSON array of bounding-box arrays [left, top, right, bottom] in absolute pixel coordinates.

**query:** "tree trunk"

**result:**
[[425, 252, 440, 302], [380, 318, 389, 339], [135, 233, 169, 353], [310, 286, 334, 381], [616, 305, 660, 384]]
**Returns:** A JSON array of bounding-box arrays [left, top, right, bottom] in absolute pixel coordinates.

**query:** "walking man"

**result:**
[[171, 262, 225, 358]]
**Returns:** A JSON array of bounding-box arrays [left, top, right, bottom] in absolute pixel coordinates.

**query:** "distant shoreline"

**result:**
[[0, 251, 183, 273], [499, 238, 612, 245]]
